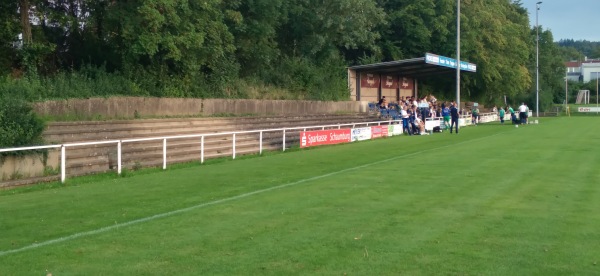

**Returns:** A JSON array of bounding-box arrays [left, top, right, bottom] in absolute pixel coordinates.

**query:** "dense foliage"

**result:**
[[557, 39, 600, 60], [0, 96, 45, 149], [0, 0, 577, 109]]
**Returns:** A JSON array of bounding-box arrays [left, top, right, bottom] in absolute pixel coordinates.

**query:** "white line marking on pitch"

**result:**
[[0, 132, 502, 257]]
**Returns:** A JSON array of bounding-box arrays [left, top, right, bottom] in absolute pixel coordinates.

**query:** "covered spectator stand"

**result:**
[[347, 53, 477, 103]]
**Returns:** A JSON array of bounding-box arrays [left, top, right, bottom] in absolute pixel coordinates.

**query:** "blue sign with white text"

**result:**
[[425, 53, 477, 72]]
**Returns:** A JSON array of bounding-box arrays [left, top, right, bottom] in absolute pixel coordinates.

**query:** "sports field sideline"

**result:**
[[1, 117, 599, 274]]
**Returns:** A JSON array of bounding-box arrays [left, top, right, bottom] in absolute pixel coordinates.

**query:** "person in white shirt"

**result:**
[[401, 106, 412, 135], [414, 117, 428, 135], [518, 102, 528, 124]]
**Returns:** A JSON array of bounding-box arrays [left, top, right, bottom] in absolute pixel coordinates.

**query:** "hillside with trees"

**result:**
[[557, 39, 600, 60], [0, 0, 566, 108]]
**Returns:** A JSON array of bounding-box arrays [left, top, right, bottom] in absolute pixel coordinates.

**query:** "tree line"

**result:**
[[0, 0, 574, 109]]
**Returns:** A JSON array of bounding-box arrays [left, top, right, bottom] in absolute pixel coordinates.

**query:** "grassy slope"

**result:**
[[1, 117, 599, 275]]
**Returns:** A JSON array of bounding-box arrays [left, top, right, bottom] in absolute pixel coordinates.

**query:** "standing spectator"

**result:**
[[411, 96, 418, 108], [441, 103, 451, 130], [450, 102, 459, 134], [508, 105, 517, 124], [498, 106, 505, 124], [471, 106, 479, 125], [429, 104, 437, 118], [419, 97, 429, 121], [518, 102, 528, 124], [492, 105, 498, 114], [401, 106, 412, 136], [410, 105, 419, 134]]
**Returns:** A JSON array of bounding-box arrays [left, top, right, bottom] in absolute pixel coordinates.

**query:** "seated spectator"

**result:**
[[380, 98, 389, 109], [377, 96, 386, 108], [414, 117, 428, 135]]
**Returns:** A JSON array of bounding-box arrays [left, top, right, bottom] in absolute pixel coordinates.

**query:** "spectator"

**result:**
[[380, 98, 389, 110], [518, 102, 528, 124], [410, 105, 419, 134], [508, 105, 517, 124], [377, 96, 386, 109], [441, 103, 451, 130], [415, 117, 428, 135], [471, 106, 479, 125], [419, 97, 429, 121], [401, 106, 412, 136], [450, 102, 459, 134]]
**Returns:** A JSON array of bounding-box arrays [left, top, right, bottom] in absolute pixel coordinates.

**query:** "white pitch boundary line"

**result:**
[[0, 132, 503, 257]]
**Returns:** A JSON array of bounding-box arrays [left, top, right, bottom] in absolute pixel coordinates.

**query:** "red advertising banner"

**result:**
[[300, 129, 352, 148], [360, 73, 380, 88], [370, 126, 389, 139], [382, 75, 398, 89], [399, 76, 413, 90]]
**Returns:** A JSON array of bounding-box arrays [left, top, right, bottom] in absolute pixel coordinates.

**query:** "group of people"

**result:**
[[377, 95, 531, 135], [495, 102, 529, 125], [377, 95, 461, 135]]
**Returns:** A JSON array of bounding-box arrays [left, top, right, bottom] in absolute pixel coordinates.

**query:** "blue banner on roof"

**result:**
[[425, 53, 477, 72]]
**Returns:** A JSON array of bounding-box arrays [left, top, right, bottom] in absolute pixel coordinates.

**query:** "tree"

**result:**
[[223, 0, 287, 78], [278, 0, 385, 60], [0, 0, 19, 74], [459, 0, 532, 105], [100, 0, 237, 96], [536, 30, 570, 109]]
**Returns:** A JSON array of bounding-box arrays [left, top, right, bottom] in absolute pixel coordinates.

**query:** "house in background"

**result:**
[[566, 57, 600, 83], [565, 61, 581, 81]]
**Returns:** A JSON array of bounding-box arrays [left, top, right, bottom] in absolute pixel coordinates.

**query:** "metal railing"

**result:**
[[0, 119, 397, 183]]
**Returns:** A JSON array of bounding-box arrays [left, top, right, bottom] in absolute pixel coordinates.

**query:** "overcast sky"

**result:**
[[523, 0, 600, 42]]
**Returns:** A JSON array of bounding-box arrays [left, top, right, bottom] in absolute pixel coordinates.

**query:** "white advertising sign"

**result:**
[[578, 107, 600, 112], [352, 127, 372, 142]]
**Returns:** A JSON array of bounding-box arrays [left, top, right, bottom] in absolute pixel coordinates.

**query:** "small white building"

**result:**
[[565, 61, 581, 82], [581, 59, 600, 83], [566, 57, 600, 83]]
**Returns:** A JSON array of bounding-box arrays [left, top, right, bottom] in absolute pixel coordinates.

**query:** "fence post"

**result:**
[[117, 141, 122, 175], [232, 133, 236, 159], [259, 131, 263, 155], [200, 136, 204, 164], [61, 145, 66, 183], [282, 129, 286, 151], [163, 138, 167, 170]]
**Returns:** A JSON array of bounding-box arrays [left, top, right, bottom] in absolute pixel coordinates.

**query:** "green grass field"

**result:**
[[1, 117, 600, 275]]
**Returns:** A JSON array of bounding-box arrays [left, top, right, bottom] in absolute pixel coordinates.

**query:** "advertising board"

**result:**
[[300, 129, 352, 148], [352, 127, 372, 142]]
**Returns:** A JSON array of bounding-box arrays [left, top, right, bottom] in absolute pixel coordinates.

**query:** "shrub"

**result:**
[[0, 96, 45, 148]]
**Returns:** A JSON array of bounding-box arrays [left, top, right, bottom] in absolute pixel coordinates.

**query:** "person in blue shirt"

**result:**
[[441, 103, 451, 130]]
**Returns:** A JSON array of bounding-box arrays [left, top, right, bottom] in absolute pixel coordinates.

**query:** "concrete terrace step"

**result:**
[[45, 114, 368, 133], [3, 114, 381, 186], [44, 115, 375, 143]]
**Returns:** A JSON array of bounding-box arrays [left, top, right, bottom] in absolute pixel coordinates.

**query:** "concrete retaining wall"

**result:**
[[33, 97, 369, 119], [1, 151, 60, 182]]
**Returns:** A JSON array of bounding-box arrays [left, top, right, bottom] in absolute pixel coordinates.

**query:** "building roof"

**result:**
[[582, 60, 600, 64], [347, 53, 476, 79], [565, 61, 581, 67]]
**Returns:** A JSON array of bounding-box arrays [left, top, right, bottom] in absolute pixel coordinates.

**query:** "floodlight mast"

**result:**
[[456, 0, 461, 116], [536, 1, 542, 118]]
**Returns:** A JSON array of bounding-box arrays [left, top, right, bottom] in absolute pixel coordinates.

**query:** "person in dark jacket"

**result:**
[[450, 102, 459, 134]]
